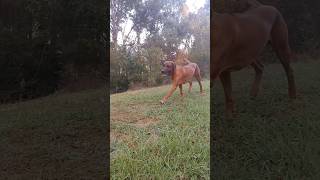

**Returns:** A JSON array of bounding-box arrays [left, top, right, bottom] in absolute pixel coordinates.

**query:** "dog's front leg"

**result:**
[[160, 84, 177, 104]]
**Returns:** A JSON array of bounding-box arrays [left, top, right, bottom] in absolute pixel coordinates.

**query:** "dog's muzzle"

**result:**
[[161, 70, 170, 76]]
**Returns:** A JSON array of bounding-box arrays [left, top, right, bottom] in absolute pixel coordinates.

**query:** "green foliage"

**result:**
[[142, 47, 165, 86], [110, 46, 166, 93], [110, 47, 129, 92], [189, 4, 210, 77], [110, 0, 210, 92], [0, 0, 106, 102]]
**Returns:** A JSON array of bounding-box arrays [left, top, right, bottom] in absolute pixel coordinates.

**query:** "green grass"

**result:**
[[111, 80, 210, 179], [212, 61, 320, 179], [3, 61, 319, 179], [0, 89, 107, 179]]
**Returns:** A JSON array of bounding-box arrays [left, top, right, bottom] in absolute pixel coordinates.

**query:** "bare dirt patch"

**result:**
[[110, 131, 138, 149], [111, 104, 159, 128], [110, 131, 130, 143], [133, 117, 159, 128]]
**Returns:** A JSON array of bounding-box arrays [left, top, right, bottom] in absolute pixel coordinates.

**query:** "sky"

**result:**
[[186, 0, 206, 13], [117, 0, 206, 46]]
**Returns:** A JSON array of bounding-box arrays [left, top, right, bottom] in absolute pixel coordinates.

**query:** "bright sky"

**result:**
[[117, 0, 206, 46], [186, 0, 206, 13]]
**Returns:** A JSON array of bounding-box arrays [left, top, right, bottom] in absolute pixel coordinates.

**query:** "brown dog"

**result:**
[[160, 60, 203, 104], [212, 3, 296, 118]]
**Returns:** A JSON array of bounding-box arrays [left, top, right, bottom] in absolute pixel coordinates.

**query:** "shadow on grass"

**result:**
[[212, 62, 320, 179]]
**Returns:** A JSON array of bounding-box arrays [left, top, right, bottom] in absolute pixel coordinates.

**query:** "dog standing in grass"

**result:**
[[160, 59, 203, 104]]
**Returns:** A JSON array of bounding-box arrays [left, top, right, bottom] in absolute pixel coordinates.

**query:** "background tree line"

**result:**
[[5, 0, 315, 98], [110, 0, 210, 93], [213, 0, 320, 62], [0, 0, 107, 102]]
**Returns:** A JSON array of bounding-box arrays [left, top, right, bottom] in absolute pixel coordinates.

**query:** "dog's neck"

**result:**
[[170, 65, 176, 81], [171, 70, 175, 81]]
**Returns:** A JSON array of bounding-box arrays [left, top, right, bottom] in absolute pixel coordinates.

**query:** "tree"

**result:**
[[0, 0, 107, 102]]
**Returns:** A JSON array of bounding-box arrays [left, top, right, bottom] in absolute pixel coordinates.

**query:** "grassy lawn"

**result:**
[[212, 61, 320, 179], [110, 80, 210, 179], [4, 61, 319, 179], [0, 89, 107, 179]]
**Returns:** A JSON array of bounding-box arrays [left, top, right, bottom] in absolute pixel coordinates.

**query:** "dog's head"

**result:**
[[161, 61, 176, 76]]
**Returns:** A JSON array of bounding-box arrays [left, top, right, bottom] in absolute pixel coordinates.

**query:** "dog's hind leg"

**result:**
[[195, 65, 203, 93], [210, 64, 221, 89], [250, 60, 264, 97], [188, 82, 192, 92], [179, 84, 184, 96], [220, 71, 234, 118], [271, 13, 296, 98]]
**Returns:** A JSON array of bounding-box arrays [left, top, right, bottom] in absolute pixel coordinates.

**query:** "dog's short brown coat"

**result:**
[[212, 2, 296, 118], [160, 61, 203, 104]]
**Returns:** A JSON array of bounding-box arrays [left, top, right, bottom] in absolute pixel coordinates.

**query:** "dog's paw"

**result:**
[[160, 100, 165, 104]]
